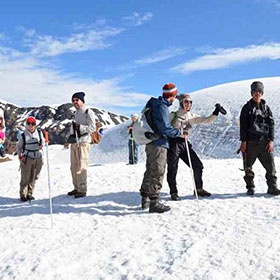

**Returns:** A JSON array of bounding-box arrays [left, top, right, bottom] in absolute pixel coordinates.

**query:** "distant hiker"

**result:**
[[67, 92, 95, 198], [127, 113, 139, 164], [140, 83, 184, 213], [167, 94, 226, 200], [0, 113, 5, 157], [239, 81, 280, 196], [16, 117, 44, 202]]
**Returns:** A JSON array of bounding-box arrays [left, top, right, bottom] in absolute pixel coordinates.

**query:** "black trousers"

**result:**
[[244, 140, 277, 190], [167, 137, 203, 194]]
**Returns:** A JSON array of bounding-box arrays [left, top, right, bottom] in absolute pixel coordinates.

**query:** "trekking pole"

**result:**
[[44, 130, 54, 229], [131, 138, 135, 164], [73, 122, 81, 169], [183, 107, 200, 212], [184, 134, 200, 212]]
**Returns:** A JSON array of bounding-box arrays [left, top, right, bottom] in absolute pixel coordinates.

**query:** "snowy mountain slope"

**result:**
[[187, 77, 280, 158], [0, 146, 280, 279], [0, 100, 128, 153], [91, 77, 280, 161]]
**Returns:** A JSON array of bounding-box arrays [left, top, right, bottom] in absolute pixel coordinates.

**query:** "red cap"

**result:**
[[26, 116, 36, 125]]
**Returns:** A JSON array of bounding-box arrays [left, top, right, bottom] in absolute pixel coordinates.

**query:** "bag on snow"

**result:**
[[132, 107, 159, 145]]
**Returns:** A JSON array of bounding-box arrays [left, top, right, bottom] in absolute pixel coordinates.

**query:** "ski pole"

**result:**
[[131, 138, 135, 164], [44, 130, 53, 229], [183, 107, 200, 212], [73, 123, 81, 169]]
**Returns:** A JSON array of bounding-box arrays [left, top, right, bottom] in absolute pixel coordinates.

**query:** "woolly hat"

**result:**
[[162, 83, 178, 97], [26, 116, 36, 125], [131, 113, 138, 118], [72, 92, 85, 103], [251, 81, 264, 95]]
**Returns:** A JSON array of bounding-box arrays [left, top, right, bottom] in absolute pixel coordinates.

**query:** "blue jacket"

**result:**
[[146, 96, 181, 148]]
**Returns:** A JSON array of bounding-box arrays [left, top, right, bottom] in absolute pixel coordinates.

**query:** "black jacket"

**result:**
[[240, 99, 274, 142]]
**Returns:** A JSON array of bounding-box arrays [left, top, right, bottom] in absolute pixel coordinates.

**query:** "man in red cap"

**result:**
[[16, 116, 44, 201], [139, 83, 184, 213]]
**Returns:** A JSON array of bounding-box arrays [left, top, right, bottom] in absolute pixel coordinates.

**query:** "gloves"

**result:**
[[213, 103, 227, 116], [72, 121, 80, 131]]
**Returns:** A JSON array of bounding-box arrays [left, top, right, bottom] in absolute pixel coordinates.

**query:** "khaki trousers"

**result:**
[[19, 157, 43, 198], [70, 143, 90, 193], [140, 144, 167, 200]]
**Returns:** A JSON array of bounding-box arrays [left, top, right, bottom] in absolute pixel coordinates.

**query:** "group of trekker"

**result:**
[[2, 81, 279, 213]]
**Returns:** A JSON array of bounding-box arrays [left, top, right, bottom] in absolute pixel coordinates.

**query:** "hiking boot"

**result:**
[[170, 193, 181, 201], [195, 188, 211, 197], [246, 188, 255, 196], [141, 196, 150, 210], [68, 190, 78, 196], [149, 200, 171, 213], [74, 192, 86, 198], [27, 194, 35, 201], [20, 196, 28, 202], [267, 188, 280, 196]]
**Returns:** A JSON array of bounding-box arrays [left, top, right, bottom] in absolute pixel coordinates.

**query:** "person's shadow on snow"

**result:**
[[0, 191, 150, 218]]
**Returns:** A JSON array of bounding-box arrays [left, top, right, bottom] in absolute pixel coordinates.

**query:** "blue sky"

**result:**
[[1, 0, 280, 115]]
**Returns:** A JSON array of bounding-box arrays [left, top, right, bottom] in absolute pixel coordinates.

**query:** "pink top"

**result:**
[[0, 131, 5, 140]]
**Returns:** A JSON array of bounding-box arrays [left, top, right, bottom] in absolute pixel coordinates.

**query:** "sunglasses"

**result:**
[[184, 100, 193, 104], [251, 90, 263, 94], [27, 122, 36, 126]]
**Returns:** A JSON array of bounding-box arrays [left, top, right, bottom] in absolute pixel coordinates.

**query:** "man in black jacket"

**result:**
[[239, 81, 280, 196]]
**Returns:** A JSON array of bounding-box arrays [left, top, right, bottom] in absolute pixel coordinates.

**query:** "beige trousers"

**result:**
[[19, 157, 43, 198], [70, 143, 90, 193]]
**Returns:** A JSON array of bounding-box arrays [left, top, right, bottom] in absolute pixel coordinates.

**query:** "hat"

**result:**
[[26, 116, 36, 125], [162, 83, 178, 97], [131, 113, 138, 118], [251, 81, 264, 95], [72, 92, 85, 103]]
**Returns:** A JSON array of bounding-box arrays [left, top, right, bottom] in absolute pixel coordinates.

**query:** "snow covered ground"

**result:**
[[1, 145, 280, 280]]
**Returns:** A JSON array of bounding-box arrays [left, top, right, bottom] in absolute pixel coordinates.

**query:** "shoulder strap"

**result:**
[[21, 132, 26, 151], [170, 111, 178, 127], [37, 129, 42, 146]]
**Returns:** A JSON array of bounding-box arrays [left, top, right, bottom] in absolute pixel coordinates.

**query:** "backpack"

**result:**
[[85, 109, 103, 144], [91, 122, 103, 144], [21, 129, 43, 152], [132, 107, 159, 145]]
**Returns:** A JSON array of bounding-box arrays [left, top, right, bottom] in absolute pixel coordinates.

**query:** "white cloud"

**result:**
[[172, 43, 280, 74], [0, 50, 149, 111], [134, 47, 186, 66], [123, 12, 153, 26], [117, 47, 186, 71], [0, 33, 5, 41], [25, 27, 124, 57]]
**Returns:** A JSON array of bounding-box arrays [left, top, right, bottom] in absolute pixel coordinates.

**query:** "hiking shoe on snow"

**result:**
[[141, 196, 150, 210], [27, 194, 35, 201], [267, 188, 280, 195], [149, 201, 171, 213], [74, 192, 86, 198], [20, 197, 28, 202], [68, 190, 78, 196], [195, 188, 211, 197], [170, 193, 181, 201], [246, 188, 255, 196]]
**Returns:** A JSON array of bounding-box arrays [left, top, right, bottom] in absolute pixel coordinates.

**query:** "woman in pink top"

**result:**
[[0, 115, 5, 157]]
